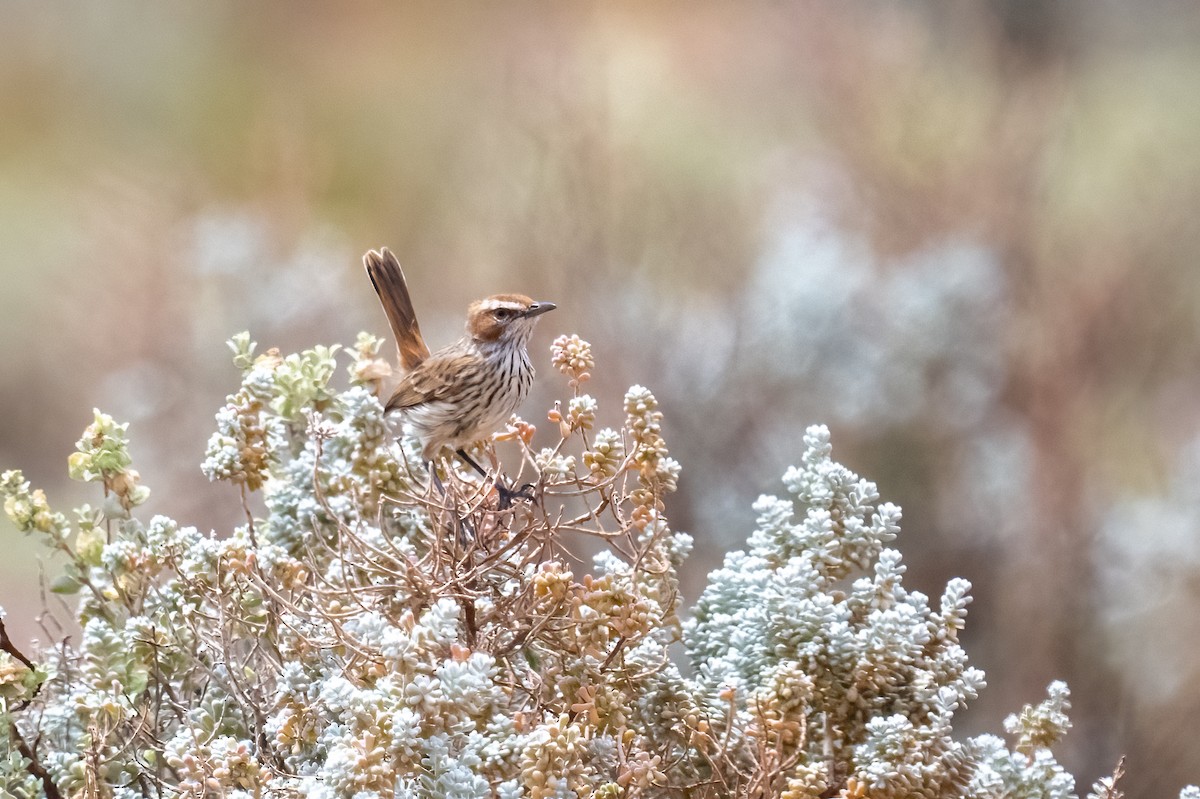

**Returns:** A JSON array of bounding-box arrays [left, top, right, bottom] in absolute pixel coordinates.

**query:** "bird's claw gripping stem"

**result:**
[[495, 481, 536, 510]]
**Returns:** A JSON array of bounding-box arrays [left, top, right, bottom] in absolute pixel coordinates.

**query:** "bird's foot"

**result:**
[[495, 481, 536, 510]]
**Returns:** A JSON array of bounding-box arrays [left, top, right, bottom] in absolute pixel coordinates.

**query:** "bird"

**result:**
[[363, 247, 555, 505]]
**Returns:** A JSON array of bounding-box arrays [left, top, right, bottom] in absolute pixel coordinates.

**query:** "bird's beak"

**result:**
[[523, 302, 556, 318]]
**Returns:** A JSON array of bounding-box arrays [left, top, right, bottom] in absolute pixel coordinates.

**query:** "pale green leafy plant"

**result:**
[[0, 332, 1193, 799]]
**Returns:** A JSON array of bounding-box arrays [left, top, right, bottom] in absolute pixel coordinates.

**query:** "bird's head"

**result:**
[[466, 294, 556, 345]]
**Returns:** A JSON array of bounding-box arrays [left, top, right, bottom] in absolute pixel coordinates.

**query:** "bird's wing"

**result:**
[[385, 352, 480, 411], [363, 247, 430, 372]]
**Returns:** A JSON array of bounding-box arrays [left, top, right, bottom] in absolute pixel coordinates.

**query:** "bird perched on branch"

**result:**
[[364, 247, 555, 505]]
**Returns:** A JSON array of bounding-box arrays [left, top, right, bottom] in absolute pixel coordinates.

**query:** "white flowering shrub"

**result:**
[[1, 332, 1194, 798]]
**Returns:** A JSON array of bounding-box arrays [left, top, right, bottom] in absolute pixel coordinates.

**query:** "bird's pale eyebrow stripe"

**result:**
[[480, 299, 525, 312]]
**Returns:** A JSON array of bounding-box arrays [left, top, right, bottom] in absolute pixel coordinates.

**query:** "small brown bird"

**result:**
[[364, 247, 555, 501]]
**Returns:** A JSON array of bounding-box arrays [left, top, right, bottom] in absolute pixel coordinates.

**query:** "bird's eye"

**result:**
[[493, 308, 514, 321]]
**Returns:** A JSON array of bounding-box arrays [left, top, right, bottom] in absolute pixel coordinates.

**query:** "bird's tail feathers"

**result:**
[[364, 247, 430, 371]]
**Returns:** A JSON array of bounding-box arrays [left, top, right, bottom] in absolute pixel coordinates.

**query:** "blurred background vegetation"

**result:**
[[3, 2, 1199, 795]]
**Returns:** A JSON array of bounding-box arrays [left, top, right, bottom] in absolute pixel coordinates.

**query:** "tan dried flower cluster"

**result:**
[[583, 428, 625, 481], [211, 387, 272, 491], [550, 333, 594, 386], [624, 387, 675, 486], [520, 715, 592, 799]]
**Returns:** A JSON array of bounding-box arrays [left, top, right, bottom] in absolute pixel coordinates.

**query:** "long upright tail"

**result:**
[[363, 248, 430, 371]]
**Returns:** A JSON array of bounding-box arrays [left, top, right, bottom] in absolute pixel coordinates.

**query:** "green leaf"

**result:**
[[50, 573, 82, 595]]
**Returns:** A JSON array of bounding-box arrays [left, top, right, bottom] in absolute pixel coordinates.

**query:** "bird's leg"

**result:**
[[427, 459, 447, 496], [455, 448, 534, 510], [454, 449, 488, 480]]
